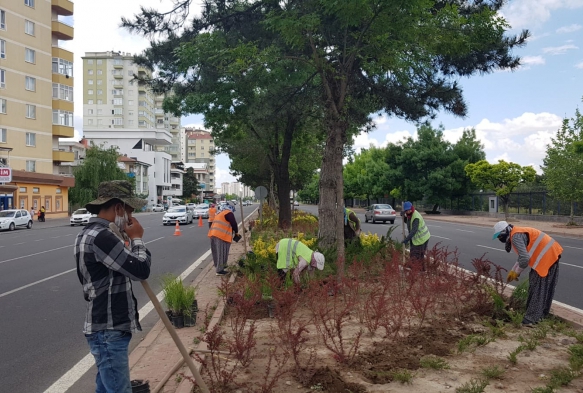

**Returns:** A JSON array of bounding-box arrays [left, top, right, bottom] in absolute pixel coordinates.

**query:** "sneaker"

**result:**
[[522, 322, 535, 328], [216, 270, 228, 276]]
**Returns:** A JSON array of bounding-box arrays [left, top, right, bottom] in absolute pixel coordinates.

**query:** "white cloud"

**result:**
[[557, 24, 582, 33], [214, 167, 237, 186], [352, 133, 380, 153], [501, 0, 583, 29], [521, 55, 546, 66], [576, 61, 583, 69], [542, 44, 579, 55]]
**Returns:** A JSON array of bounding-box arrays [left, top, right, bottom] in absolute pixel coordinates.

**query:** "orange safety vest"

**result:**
[[208, 210, 233, 243], [511, 226, 563, 277], [208, 207, 217, 222]]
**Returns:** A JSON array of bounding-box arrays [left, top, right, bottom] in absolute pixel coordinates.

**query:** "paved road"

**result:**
[[0, 205, 257, 393], [300, 205, 583, 310]]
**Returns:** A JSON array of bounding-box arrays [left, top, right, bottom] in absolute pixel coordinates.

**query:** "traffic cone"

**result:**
[[198, 215, 203, 227], [173, 220, 182, 236]]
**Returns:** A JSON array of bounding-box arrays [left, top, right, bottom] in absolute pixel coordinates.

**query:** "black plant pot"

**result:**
[[171, 314, 184, 329], [131, 379, 150, 393], [191, 300, 198, 313], [165, 310, 172, 320], [184, 312, 197, 327]]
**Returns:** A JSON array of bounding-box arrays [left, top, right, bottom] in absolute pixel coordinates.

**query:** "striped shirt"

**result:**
[[75, 218, 151, 334]]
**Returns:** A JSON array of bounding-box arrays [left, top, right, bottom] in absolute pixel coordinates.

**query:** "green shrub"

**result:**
[[481, 365, 505, 380], [455, 378, 488, 393], [420, 355, 450, 370]]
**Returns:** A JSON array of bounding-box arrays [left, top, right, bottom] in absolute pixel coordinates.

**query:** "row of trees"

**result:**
[[122, 0, 529, 261]]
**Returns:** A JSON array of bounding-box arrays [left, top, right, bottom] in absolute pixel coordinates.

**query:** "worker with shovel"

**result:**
[[76, 180, 151, 393]]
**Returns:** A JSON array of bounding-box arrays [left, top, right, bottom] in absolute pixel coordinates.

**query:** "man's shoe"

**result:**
[[216, 270, 228, 276]]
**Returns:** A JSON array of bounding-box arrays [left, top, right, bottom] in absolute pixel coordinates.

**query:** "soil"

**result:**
[[308, 367, 366, 393]]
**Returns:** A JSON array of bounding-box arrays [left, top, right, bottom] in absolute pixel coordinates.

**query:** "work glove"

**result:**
[[506, 270, 519, 283]]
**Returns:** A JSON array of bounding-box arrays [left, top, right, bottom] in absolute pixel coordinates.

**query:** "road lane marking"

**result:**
[[0, 245, 71, 265], [476, 245, 505, 252], [0, 269, 76, 299], [145, 237, 164, 244], [432, 235, 451, 240], [35, 239, 44, 241], [562, 262, 583, 269], [14, 242, 24, 245], [564, 245, 583, 251], [44, 207, 258, 393], [456, 229, 474, 233]]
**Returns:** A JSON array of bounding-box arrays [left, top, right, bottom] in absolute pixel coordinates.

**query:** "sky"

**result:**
[[63, 0, 583, 190]]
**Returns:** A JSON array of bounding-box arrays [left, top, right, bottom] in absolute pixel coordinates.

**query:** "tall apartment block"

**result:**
[[82, 51, 182, 207], [0, 0, 75, 217], [183, 128, 216, 193]]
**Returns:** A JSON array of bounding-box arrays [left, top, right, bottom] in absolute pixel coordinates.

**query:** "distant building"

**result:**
[[55, 140, 87, 177], [221, 182, 230, 196], [183, 128, 216, 192], [117, 155, 151, 196], [169, 161, 186, 198]]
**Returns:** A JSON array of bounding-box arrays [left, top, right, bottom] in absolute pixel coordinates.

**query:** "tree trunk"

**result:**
[[570, 201, 575, 225], [274, 120, 295, 230], [269, 171, 277, 210], [318, 122, 347, 274]]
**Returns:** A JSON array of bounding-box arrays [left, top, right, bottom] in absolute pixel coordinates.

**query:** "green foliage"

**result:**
[[297, 173, 320, 204], [509, 279, 529, 313], [457, 334, 492, 353], [455, 378, 489, 393], [507, 345, 524, 364], [391, 369, 414, 385], [182, 168, 200, 199], [481, 365, 505, 380], [531, 387, 554, 393], [161, 274, 195, 316], [69, 144, 131, 208], [465, 159, 536, 219], [542, 104, 583, 223], [420, 355, 450, 370], [568, 344, 583, 371], [548, 367, 576, 388]]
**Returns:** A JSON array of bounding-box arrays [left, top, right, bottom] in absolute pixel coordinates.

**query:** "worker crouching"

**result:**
[[276, 238, 325, 284]]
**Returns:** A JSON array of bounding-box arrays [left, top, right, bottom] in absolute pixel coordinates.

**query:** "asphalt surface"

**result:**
[[300, 205, 583, 310], [0, 205, 257, 393]]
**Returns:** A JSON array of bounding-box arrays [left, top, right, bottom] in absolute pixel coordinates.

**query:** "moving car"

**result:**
[[364, 204, 396, 224], [294, 201, 299, 206], [163, 206, 194, 225], [0, 209, 33, 231], [70, 208, 97, 226], [193, 204, 209, 218], [152, 204, 165, 212]]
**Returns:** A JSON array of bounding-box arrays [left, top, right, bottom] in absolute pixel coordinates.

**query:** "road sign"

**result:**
[[254, 186, 268, 200], [0, 167, 12, 183]]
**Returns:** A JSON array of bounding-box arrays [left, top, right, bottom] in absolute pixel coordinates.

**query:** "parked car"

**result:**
[[163, 206, 194, 225], [0, 209, 33, 231], [294, 201, 299, 206], [193, 204, 210, 218], [70, 208, 97, 226], [364, 204, 396, 224], [152, 204, 165, 212]]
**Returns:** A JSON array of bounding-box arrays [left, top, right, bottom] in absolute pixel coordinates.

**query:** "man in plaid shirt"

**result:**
[[75, 180, 151, 393]]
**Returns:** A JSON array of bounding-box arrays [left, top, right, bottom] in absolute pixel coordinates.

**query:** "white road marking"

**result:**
[[456, 229, 474, 233], [562, 262, 583, 269], [475, 245, 505, 252], [0, 269, 76, 299], [432, 235, 451, 240], [14, 242, 24, 245], [43, 208, 258, 393], [35, 239, 44, 242], [0, 245, 71, 265], [145, 237, 164, 244], [564, 245, 583, 251]]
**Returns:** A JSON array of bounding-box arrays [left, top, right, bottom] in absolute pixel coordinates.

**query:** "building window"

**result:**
[[0, 68, 4, 88], [128, 120, 134, 126], [88, 89, 93, 95], [25, 104, 36, 119], [25, 76, 36, 91], [87, 59, 93, 65], [97, 99, 103, 105], [0, 39, 5, 59], [96, 59, 102, 65], [26, 132, 36, 146], [25, 20, 35, 36], [112, 89, 123, 95], [0, 128, 5, 143], [128, 100, 133, 106], [113, 108, 123, 115], [128, 111, 133, 116], [113, 58, 123, 65], [88, 79, 93, 85], [112, 98, 122, 105], [32, 187, 39, 193], [97, 109, 102, 115], [87, 119, 93, 125], [52, 58, 73, 77], [0, 98, 5, 114], [1, 10, 6, 30], [97, 79, 102, 85], [52, 109, 73, 126], [97, 119, 103, 125], [112, 118, 123, 125], [19, 187, 27, 193], [25, 48, 35, 64], [97, 89, 102, 95], [88, 109, 93, 115], [97, 69, 102, 75], [88, 69, 93, 75], [27, 161, 36, 172], [56, 188, 62, 194], [127, 70, 133, 76], [53, 84, 74, 101], [25, 0, 35, 8], [88, 99, 93, 105]]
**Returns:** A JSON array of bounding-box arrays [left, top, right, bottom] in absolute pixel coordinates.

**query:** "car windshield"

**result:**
[[168, 207, 186, 213], [196, 204, 209, 209], [0, 211, 15, 218], [73, 209, 88, 215], [375, 204, 392, 210]]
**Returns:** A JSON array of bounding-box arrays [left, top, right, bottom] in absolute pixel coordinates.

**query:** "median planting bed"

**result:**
[[185, 207, 583, 393]]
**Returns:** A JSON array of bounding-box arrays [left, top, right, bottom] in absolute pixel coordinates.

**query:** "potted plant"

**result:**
[[162, 274, 185, 328], [183, 286, 198, 327]]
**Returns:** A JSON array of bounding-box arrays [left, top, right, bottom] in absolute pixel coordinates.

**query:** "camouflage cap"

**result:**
[[85, 180, 147, 213]]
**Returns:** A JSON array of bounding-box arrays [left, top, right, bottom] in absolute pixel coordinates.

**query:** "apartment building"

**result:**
[[0, 0, 75, 217], [117, 155, 150, 196], [183, 128, 215, 192], [82, 51, 180, 208]]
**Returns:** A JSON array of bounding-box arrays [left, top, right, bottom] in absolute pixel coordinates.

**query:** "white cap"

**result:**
[[492, 220, 509, 239], [313, 252, 325, 270]]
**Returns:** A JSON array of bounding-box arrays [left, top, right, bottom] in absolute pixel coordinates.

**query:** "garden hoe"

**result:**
[[401, 201, 406, 265]]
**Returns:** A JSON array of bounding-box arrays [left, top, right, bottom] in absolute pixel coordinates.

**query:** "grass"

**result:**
[[548, 367, 576, 388], [568, 344, 583, 371], [506, 309, 526, 328], [457, 334, 492, 353], [391, 369, 414, 384], [420, 355, 450, 370], [486, 320, 507, 339], [565, 329, 583, 343], [531, 387, 554, 393], [507, 345, 524, 364], [519, 334, 539, 351], [481, 365, 505, 380], [455, 378, 489, 393]]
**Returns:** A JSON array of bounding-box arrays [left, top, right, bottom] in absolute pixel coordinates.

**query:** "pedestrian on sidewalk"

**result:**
[[276, 238, 325, 284], [40, 206, 46, 222], [401, 201, 431, 270], [493, 221, 563, 327], [344, 207, 361, 243], [208, 202, 239, 276], [75, 180, 151, 393], [208, 203, 217, 228]]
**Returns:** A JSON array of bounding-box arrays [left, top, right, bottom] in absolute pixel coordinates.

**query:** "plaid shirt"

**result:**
[[75, 218, 151, 334]]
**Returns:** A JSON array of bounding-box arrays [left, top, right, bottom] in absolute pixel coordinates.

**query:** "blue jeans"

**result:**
[[85, 330, 132, 393]]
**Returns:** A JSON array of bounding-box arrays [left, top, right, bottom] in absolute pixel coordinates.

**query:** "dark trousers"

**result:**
[[409, 240, 429, 270]]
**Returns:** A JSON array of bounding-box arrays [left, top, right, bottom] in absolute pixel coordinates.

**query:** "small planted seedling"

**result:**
[[481, 365, 505, 380], [420, 355, 450, 370], [391, 369, 414, 384], [309, 383, 323, 391], [548, 367, 576, 388], [507, 345, 524, 364], [568, 344, 583, 371], [531, 386, 554, 393], [455, 378, 489, 393], [457, 334, 492, 353], [519, 334, 539, 351]]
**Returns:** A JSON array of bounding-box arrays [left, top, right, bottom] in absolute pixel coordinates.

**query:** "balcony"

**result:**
[[52, 73, 73, 85], [51, 20, 74, 40], [113, 81, 124, 88], [52, 124, 74, 138], [52, 99, 74, 112], [51, 0, 74, 16], [53, 150, 75, 163], [113, 62, 124, 69], [52, 46, 74, 62], [113, 73, 123, 79]]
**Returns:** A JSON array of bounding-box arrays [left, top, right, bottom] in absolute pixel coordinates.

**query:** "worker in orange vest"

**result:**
[[493, 221, 563, 327], [208, 203, 239, 276], [208, 204, 217, 228]]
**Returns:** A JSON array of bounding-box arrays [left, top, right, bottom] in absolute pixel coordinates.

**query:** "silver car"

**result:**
[[364, 204, 396, 224], [0, 210, 33, 231], [193, 204, 209, 218], [163, 206, 194, 225], [70, 208, 97, 226]]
